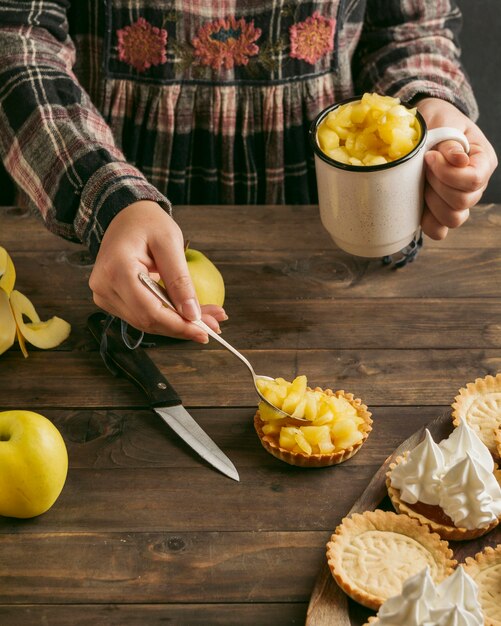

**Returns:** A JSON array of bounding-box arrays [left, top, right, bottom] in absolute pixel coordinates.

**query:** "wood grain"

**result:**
[[1, 348, 500, 408], [0, 531, 325, 603], [2, 203, 500, 251], [0, 604, 308, 626], [1, 204, 500, 621], [5, 246, 501, 304], [30, 406, 445, 470]]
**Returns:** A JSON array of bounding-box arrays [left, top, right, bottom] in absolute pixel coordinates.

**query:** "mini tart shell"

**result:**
[[253, 388, 372, 467], [462, 544, 501, 626], [386, 453, 500, 541], [326, 509, 456, 610], [452, 373, 501, 461]]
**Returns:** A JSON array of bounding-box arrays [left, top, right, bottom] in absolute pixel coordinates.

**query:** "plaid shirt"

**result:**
[[0, 0, 478, 257]]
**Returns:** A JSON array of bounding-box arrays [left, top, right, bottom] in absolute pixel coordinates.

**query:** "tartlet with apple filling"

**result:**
[[254, 375, 372, 467]]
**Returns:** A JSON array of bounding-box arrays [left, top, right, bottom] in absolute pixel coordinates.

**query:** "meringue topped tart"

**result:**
[[364, 566, 484, 626], [387, 419, 501, 540]]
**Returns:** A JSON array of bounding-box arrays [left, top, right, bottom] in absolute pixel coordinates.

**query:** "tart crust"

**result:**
[[386, 454, 500, 541], [253, 387, 372, 467], [452, 373, 501, 461], [462, 544, 501, 626], [326, 509, 456, 610]]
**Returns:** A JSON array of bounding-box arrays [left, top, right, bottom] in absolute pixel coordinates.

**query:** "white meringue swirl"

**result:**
[[389, 423, 501, 530], [390, 429, 443, 505], [440, 452, 501, 529], [376, 566, 483, 626]]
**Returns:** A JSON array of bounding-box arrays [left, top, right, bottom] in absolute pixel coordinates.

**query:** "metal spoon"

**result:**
[[138, 272, 303, 421]]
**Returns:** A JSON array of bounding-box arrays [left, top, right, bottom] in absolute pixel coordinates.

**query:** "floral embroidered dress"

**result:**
[[0, 1, 477, 256]]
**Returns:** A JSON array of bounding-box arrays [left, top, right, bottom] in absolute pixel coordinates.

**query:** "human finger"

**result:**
[[94, 264, 210, 343], [425, 145, 491, 192], [434, 140, 469, 167], [421, 205, 449, 240], [149, 227, 202, 322], [201, 304, 228, 322], [424, 185, 470, 230], [425, 168, 486, 213]]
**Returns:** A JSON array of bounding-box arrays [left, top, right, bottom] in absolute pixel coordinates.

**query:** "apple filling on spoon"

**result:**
[[254, 375, 372, 466]]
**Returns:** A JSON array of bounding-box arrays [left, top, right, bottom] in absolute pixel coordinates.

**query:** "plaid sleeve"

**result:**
[[352, 0, 478, 120], [0, 1, 171, 258]]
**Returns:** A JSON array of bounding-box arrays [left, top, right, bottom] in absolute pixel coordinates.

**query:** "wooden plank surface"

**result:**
[[1, 348, 500, 407], [0, 604, 309, 626], [1, 204, 500, 625], [2, 203, 500, 251]]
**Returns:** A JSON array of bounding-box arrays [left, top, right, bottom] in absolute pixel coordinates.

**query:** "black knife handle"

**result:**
[[87, 312, 182, 408]]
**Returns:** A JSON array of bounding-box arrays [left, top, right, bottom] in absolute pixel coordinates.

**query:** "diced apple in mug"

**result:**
[[317, 92, 420, 166], [317, 125, 340, 151]]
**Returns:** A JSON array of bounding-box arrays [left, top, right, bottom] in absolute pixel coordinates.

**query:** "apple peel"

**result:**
[[0, 287, 16, 355], [9, 290, 71, 350], [0, 246, 16, 295]]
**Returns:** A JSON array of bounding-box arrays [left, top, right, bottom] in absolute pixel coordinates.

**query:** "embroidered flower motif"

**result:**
[[192, 16, 261, 70], [289, 12, 335, 65], [117, 18, 168, 72]]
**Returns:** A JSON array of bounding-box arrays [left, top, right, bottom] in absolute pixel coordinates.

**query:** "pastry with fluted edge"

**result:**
[[361, 566, 484, 626], [253, 375, 372, 467], [462, 544, 501, 626], [452, 373, 501, 461], [386, 421, 501, 541], [326, 509, 456, 610]]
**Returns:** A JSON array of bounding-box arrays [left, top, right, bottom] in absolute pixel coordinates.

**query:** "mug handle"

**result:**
[[424, 127, 470, 154]]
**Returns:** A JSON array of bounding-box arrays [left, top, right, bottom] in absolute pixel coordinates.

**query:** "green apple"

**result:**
[[185, 245, 225, 307], [0, 410, 68, 518]]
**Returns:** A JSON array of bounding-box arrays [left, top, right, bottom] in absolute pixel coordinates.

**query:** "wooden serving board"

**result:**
[[306, 412, 501, 626]]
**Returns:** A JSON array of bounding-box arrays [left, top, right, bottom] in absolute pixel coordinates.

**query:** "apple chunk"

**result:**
[[9, 290, 71, 349], [0, 288, 16, 355]]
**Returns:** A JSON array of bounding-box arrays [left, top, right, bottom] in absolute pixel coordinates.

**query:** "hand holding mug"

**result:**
[[417, 97, 498, 241], [310, 94, 494, 258]]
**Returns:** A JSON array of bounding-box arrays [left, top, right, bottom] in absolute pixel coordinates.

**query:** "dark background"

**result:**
[[458, 0, 501, 201]]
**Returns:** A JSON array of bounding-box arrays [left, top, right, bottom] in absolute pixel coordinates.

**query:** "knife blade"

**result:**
[[87, 312, 239, 482]]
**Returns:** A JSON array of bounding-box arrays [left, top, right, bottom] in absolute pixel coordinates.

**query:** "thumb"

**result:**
[[150, 232, 201, 322], [434, 139, 469, 168]]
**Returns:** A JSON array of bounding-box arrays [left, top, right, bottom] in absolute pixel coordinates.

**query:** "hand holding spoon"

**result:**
[[138, 272, 303, 421]]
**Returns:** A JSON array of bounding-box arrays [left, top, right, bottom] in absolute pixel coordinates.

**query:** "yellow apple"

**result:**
[[159, 245, 225, 307], [185, 245, 225, 306], [0, 410, 68, 518]]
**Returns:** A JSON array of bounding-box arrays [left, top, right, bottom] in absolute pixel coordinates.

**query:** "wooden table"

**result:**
[[1, 203, 500, 625]]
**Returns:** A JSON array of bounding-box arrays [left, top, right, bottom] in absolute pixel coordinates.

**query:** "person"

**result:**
[[0, 1, 497, 344]]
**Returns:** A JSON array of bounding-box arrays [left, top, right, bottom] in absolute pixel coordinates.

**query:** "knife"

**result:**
[[87, 312, 240, 482]]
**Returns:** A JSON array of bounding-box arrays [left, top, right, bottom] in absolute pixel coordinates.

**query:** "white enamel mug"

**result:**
[[310, 98, 470, 258]]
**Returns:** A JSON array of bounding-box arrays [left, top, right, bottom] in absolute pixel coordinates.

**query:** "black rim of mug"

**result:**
[[309, 95, 427, 173]]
